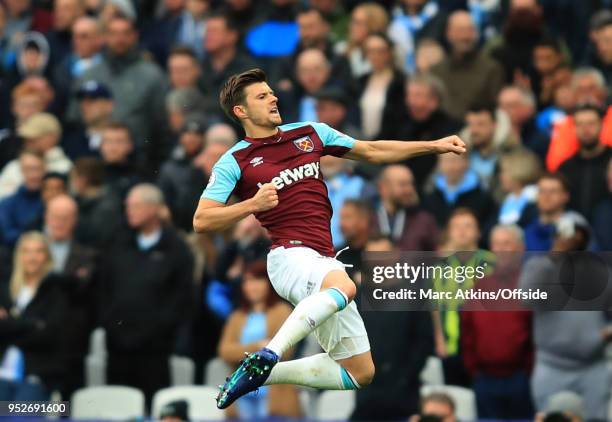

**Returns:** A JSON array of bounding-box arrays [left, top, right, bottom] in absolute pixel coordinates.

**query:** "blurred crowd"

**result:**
[[1, 0, 612, 420]]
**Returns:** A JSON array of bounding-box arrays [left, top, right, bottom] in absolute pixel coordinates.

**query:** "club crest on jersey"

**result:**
[[293, 136, 314, 153]]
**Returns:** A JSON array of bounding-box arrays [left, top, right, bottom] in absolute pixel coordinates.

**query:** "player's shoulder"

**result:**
[[215, 140, 252, 164], [280, 121, 331, 133]]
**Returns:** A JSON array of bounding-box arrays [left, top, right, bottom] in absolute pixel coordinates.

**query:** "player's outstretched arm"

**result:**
[[193, 184, 278, 233], [343, 135, 466, 164]]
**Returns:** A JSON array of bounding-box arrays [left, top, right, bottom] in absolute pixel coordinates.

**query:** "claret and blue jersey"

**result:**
[[201, 122, 356, 257]]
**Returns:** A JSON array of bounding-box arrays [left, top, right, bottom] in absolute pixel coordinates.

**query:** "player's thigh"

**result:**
[[320, 269, 356, 301]]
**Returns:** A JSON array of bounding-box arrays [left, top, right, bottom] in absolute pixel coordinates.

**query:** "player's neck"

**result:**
[[244, 124, 279, 140]]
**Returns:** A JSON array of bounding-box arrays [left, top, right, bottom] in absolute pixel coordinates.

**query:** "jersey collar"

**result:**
[[245, 128, 283, 144]]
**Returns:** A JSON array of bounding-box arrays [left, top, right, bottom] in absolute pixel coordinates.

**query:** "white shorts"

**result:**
[[266, 246, 370, 360]]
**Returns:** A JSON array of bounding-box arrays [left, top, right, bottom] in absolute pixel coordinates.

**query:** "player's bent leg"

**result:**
[[336, 351, 375, 387], [320, 269, 357, 302]]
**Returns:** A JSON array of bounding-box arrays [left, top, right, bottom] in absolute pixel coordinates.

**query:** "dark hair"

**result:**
[[542, 413, 573, 422], [538, 172, 570, 192], [168, 45, 198, 62], [107, 13, 137, 30], [365, 31, 395, 50], [239, 260, 280, 311], [207, 10, 240, 33], [572, 102, 605, 118], [73, 157, 105, 187], [448, 207, 479, 226], [467, 103, 496, 121], [43, 172, 68, 184], [342, 199, 372, 216], [297, 6, 330, 24], [535, 36, 562, 53], [219, 68, 268, 123]]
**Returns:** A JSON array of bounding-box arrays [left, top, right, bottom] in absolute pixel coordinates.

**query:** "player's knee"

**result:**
[[353, 361, 375, 387], [322, 271, 357, 301]]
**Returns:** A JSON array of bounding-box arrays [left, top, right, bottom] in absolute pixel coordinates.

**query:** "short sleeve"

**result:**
[[201, 153, 241, 203], [312, 122, 356, 156]]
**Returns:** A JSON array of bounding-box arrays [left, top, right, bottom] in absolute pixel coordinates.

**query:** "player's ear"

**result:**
[[233, 104, 248, 120]]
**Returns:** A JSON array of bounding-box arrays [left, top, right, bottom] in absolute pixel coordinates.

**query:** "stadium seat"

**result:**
[[71, 386, 145, 420], [205, 357, 232, 386], [85, 354, 106, 386], [170, 355, 195, 386], [421, 385, 477, 420], [314, 390, 356, 421], [420, 356, 445, 385], [152, 386, 225, 420]]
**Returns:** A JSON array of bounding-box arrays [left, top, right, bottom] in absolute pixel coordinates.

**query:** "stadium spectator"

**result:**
[[160, 399, 190, 422], [315, 87, 362, 139], [461, 224, 534, 418], [0, 232, 67, 401], [373, 165, 439, 251], [44, 194, 96, 397], [558, 103, 612, 219], [46, 0, 86, 67], [3, 32, 51, 90], [380, 74, 462, 188], [520, 215, 611, 420], [72, 14, 168, 168], [279, 48, 336, 122], [432, 208, 495, 387], [423, 152, 497, 231], [414, 38, 445, 74], [99, 122, 144, 199], [158, 116, 209, 231], [412, 392, 457, 422], [41, 172, 68, 205], [218, 261, 300, 418], [356, 33, 405, 140], [523, 173, 584, 251], [546, 68, 612, 171], [431, 11, 504, 120], [96, 183, 194, 406], [498, 148, 541, 226], [531, 37, 572, 109], [388, 0, 447, 74], [199, 12, 257, 119], [310, 0, 348, 42], [167, 46, 201, 90], [322, 155, 375, 248], [63, 80, 113, 159], [0, 113, 71, 199], [463, 104, 517, 191], [52, 16, 103, 115], [0, 150, 45, 248], [166, 88, 207, 135], [589, 17, 612, 91], [487, 0, 548, 85], [337, 199, 372, 279], [592, 157, 612, 250], [141, 0, 186, 66], [497, 85, 550, 160], [98, 0, 137, 27], [175, 0, 209, 60], [71, 157, 123, 248], [351, 237, 433, 421], [334, 2, 389, 78]]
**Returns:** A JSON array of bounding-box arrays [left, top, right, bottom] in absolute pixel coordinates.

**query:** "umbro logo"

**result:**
[[250, 157, 264, 167]]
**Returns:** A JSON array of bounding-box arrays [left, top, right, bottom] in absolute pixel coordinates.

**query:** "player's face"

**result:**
[[243, 82, 282, 128]]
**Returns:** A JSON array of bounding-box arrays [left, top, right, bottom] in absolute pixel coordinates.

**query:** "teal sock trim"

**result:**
[[326, 287, 348, 311], [340, 367, 358, 390]]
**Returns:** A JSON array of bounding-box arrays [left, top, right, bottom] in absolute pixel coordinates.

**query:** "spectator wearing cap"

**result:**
[[43, 194, 96, 397], [546, 68, 612, 171], [71, 157, 123, 249], [158, 115, 208, 231], [70, 14, 167, 169], [0, 150, 45, 248], [3, 32, 51, 89], [95, 184, 194, 407], [431, 11, 504, 120], [519, 215, 612, 420], [63, 80, 114, 160], [559, 104, 612, 219], [99, 122, 145, 199], [355, 33, 405, 141], [379, 74, 462, 189], [160, 399, 189, 422], [0, 112, 72, 199], [592, 157, 612, 250]]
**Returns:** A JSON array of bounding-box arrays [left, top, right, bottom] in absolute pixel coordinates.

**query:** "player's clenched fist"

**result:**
[[433, 135, 467, 155], [252, 183, 279, 212]]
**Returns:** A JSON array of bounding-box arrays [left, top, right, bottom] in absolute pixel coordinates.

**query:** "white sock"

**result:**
[[264, 353, 360, 390], [265, 288, 348, 357]]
